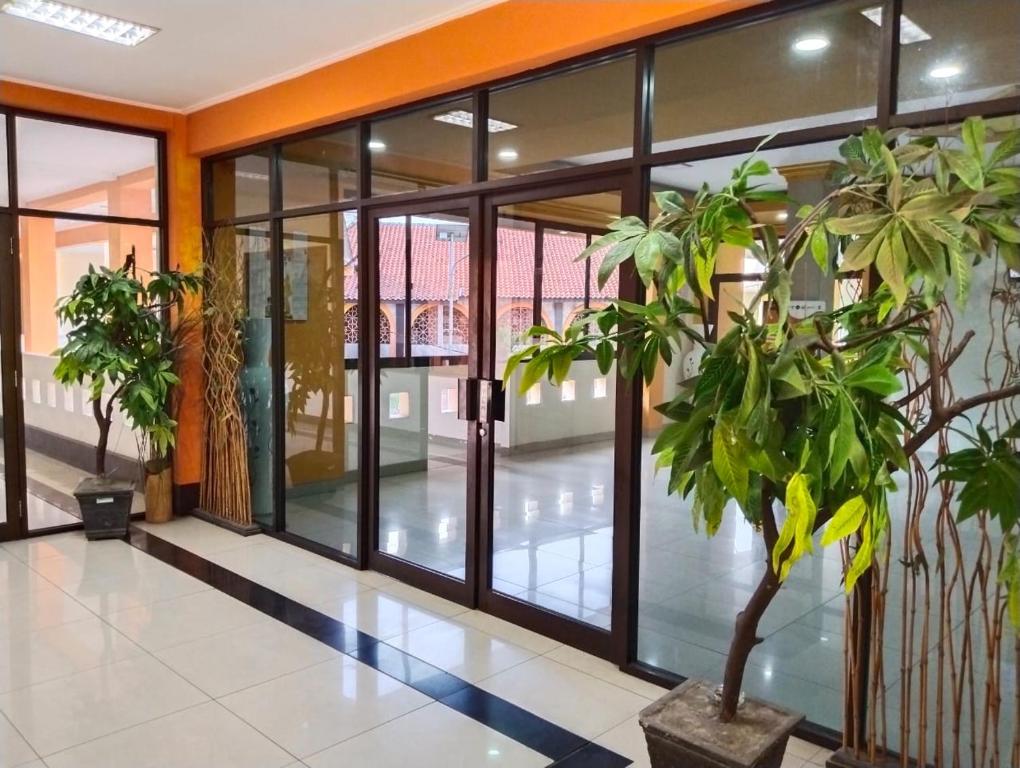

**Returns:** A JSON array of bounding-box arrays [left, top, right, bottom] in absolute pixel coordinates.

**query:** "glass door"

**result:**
[[478, 181, 627, 656], [0, 213, 24, 541], [367, 201, 479, 603]]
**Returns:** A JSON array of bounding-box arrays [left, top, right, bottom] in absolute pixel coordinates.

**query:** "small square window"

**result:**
[[388, 391, 410, 419], [31, 379, 41, 404], [560, 380, 576, 402], [344, 395, 354, 423], [525, 383, 541, 406], [440, 387, 458, 414], [592, 377, 608, 399]]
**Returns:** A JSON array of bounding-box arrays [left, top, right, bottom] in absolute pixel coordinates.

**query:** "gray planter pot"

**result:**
[[74, 476, 134, 540], [639, 679, 803, 768]]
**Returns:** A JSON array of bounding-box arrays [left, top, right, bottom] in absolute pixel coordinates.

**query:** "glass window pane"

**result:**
[[652, 1, 879, 153], [492, 191, 621, 629], [209, 222, 274, 527], [19, 218, 158, 531], [282, 212, 359, 556], [378, 209, 471, 576], [16, 117, 158, 219], [0, 114, 8, 207], [897, 0, 1020, 113], [281, 128, 358, 210], [210, 151, 271, 221], [371, 98, 473, 196], [639, 142, 846, 730], [488, 56, 635, 178]]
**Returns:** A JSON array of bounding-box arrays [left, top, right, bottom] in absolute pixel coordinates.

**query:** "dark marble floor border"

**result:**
[[127, 527, 633, 767]]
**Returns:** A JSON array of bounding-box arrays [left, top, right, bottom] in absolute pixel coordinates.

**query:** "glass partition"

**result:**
[[209, 222, 275, 527], [491, 191, 621, 628], [488, 56, 635, 178], [0, 115, 8, 207], [281, 128, 358, 210], [371, 99, 473, 196], [282, 211, 360, 556], [19, 217, 158, 531], [897, 0, 1020, 113], [377, 210, 471, 576], [15, 117, 158, 219], [210, 151, 272, 221], [652, 0, 879, 153]]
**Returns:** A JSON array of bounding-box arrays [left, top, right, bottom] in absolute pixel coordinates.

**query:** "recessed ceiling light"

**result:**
[[793, 36, 830, 53], [929, 64, 962, 79], [860, 7, 931, 44], [1, 0, 158, 46], [775, 211, 789, 222], [432, 109, 517, 133], [367, 139, 387, 152], [497, 148, 519, 162]]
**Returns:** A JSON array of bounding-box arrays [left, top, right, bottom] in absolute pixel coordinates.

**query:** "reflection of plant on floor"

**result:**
[[54, 250, 201, 478], [506, 117, 1020, 725]]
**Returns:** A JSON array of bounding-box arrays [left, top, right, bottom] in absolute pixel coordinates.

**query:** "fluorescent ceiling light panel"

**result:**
[[432, 109, 517, 133], [860, 7, 932, 44], [1, 0, 158, 46]]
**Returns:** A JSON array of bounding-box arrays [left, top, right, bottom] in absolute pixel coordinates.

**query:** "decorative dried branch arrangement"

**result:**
[[855, 258, 1020, 766], [507, 116, 1020, 752], [201, 228, 252, 525]]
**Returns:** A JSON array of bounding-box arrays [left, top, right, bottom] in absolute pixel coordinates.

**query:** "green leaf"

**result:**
[[595, 339, 614, 375], [712, 412, 749, 507], [843, 364, 902, 397], [874, 225, 910, 305], [821, 496, 867, 547], [772, 472, 817, 581], [844, 521, 874, 593], [826, 213, 890, 236], [943, 150, 984, 191], [961, 117, 986, 161]]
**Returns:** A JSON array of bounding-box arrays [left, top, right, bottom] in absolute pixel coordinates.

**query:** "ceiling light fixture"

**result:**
[[432, 109, 517, 133], [792, 35, 830, 53], [367, 139, 387, 152], [860, 7, 931, 44], [929, 64, 962, 79], [497, 148, 519, 162], [1, 0, 159, 46]]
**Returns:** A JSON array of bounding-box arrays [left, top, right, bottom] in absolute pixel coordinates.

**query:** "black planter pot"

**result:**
[[639, 679, 803, 768], [73, 476, 134, 540]]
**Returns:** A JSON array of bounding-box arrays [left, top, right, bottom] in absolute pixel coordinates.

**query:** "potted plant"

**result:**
[[54, 251, 201, 539], [505, 118, 1020, 767]]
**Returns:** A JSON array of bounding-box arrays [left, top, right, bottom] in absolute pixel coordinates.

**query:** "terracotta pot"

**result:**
[[144, 466, 173, 523], [639, 680, 803, 768]]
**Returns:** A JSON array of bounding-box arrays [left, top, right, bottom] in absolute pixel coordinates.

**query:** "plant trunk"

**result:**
[[720, 565, 782, 722], [92, 396, 111, 476], [720, 488, 783, 723]]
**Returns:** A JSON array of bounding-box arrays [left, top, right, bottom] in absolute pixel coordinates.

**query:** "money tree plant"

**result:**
[[505, 117, 1020, 722], [54, 253, 202, 477]]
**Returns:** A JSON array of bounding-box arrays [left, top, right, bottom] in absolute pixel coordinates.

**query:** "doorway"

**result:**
[[365, 178, 630, 658]]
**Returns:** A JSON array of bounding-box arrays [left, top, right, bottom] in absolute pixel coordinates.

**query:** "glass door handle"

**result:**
[[478, 379, 505, 423]]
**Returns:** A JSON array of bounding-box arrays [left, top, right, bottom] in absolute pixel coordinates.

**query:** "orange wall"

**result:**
[[188, 0, 759, 155], [0, 0, 755, 494], [0, 81, 204, 490]]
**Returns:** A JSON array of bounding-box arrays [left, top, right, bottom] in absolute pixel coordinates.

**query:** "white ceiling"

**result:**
[[0, 0, 503, 111]]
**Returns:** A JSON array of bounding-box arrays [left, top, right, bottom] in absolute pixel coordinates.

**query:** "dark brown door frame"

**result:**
[[0, 212, 26, 542], [476, 172, 638, 661], [363, 196, 481, 606]]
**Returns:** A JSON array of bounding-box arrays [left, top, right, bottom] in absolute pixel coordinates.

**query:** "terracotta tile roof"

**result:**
[[344, 221, 618, 301]]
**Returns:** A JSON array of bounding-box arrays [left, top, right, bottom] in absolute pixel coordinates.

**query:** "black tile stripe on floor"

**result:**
[[128, 528, 633, 767]]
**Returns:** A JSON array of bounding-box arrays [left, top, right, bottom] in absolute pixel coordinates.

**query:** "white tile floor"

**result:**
[[0, 518, 834, 767]]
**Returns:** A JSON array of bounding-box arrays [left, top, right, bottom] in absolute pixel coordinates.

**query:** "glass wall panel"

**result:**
[[488, 56, 635, 178], [210, 222, 275, 527], [210, 151, 272, 221], [20, 218, 158, 531], [15, 117, 158, 219], [491, 191, 620, 628], [652, 1, 879, 153], [377, 210, 471, 576], [282, 212, 360, 556], [639, 143, 848, 730], [897, 0, 1020, 113], [0, 115, 8, 207], [371, 98, 473, 196], [280, 128, 358, 210], [377, 215, 406, 359]]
